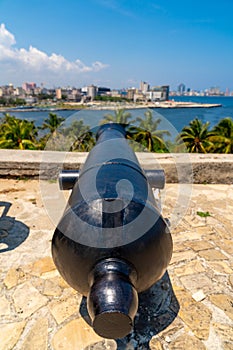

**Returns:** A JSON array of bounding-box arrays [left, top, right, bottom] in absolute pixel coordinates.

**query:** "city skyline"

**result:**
[[1, 80, 231, 95], [1, 81, 231, 105], [0, 1, 233, 90]]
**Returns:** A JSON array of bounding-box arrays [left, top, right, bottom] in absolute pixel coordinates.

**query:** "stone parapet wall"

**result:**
[[0, 149, 232, 184]]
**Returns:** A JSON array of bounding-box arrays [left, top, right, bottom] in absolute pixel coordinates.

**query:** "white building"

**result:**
[[146, 86, 169, 101]]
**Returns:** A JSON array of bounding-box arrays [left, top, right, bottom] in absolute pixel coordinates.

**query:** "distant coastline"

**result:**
[[0, 106, 72, 113], [0, 96, 232, 133], [0, 100, 222, 113], [82, 101, 222, 110]]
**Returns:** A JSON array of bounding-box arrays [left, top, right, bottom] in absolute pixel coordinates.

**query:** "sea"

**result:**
[[0, 96, 233, 136]]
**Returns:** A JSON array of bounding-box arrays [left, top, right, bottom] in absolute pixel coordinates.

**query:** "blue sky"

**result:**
[[0, 0, 233, 91]]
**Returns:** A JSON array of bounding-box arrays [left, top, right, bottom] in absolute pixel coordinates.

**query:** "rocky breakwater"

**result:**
[[83, 100, 222, 110], [156, 101, 222, 108]]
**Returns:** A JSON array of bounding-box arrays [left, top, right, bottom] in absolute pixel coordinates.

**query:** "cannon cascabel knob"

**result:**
[[87, 258, 138, 339]]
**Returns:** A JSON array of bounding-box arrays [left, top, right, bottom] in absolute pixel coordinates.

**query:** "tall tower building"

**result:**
[[87, 85, 97, 100], [140, 81, 150, 94], [225, 88, 230, 96], [178, 83, 186, 95], [56, 88, 62, 99]]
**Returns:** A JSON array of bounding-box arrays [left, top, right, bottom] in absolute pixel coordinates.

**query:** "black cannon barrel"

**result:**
[[59, 168, 165, 190], [52, 123, 172, 339]]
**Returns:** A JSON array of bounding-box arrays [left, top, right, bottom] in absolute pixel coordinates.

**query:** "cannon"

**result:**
[[52, 123, 173, 339]]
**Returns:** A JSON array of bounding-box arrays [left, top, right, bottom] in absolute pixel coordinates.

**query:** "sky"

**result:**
[[0, 0, 233, 91]]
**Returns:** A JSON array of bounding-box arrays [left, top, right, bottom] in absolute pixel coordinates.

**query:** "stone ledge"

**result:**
[[0, 149, 232, 183]]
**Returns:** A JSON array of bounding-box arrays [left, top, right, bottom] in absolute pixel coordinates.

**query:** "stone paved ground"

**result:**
[[0, 179, 232, 350]]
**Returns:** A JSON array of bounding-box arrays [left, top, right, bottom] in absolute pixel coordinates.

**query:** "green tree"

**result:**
[[100, 109, 138, 142], [0, 97, 7, 106], [134, 109, 170, 152], [210, 117, 233, 153], [63, 119, 95, 151], [37, 93, 55, 101], [94, 95, 130, 103], [100, 109, 134, 126], [177, 118, 213, 153], [39, 112, 66, 149], [40, 112, 65, 137], [0, 114, 38, 150]]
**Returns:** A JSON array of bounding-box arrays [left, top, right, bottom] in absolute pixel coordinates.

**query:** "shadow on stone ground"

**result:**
[[0, 201, 29, 252], [80, 271, 179, 350]]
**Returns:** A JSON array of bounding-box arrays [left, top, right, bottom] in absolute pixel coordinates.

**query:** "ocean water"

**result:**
[[0, 96, 232, 134], [169, 95, 233, 130]]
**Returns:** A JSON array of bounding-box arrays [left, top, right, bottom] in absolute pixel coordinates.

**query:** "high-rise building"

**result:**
[[87, 85, 97, 100], [127, 88, 136, 100], [22, 82, 37, 91], [177, 83, 186, 95], [209, 86, 221, 95], [148, 85, 169, 101], [97, 87, 111, 96], [140, 81, 150, 94], [56, 88, 62, 99]]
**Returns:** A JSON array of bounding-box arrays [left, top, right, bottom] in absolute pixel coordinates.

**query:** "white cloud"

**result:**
[[0, 23, 16, 47], [0, 23, 109, 85]]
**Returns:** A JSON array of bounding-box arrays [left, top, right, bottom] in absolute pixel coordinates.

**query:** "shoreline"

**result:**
[[0, 101, 222, 113], [61, 100, 222, 110], [83, 101, 222, 110]]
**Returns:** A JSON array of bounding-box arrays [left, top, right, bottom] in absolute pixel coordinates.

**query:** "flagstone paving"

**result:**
[[0, 179, 232, 349]]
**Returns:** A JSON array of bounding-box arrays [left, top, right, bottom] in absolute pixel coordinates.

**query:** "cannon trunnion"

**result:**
[[52, 123, 173, 339]]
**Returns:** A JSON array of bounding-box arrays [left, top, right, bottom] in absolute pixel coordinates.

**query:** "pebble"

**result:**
[[192, 290, 206, 302]]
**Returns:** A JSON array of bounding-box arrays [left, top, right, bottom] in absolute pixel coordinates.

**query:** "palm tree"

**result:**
[[134, 109, 170, 152], [40, 112, 65, 137], [100, 109, 134, 126], [177, 118, 214, 153], [0, 114, 38, 150], [63, 119, 95, 151], [210, 117, 233, 153], [39, 112, 66, 150], [100, 108, 137, 141]]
